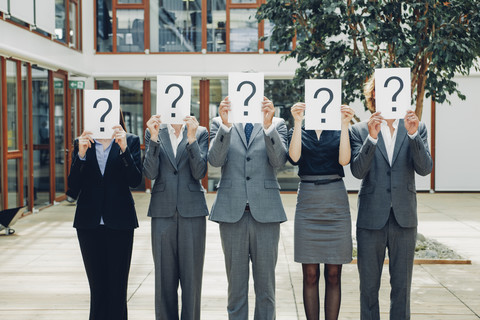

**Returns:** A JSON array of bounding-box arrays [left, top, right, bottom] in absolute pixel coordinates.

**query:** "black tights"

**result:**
[[302, 264, 342, 320]]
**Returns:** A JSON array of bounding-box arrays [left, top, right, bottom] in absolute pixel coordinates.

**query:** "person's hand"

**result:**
[[404, 109, 419, 135], [262, 97, 275, 130], [368, 112, 383, 139], [219, 97, 232, 128], [184, 115, 199, 144], [112, 125, 127, 152], [78, 131, 94, 159], [341, 105, 355, 127], [290, 103, 305, 126], [146, 115, 161, 141]]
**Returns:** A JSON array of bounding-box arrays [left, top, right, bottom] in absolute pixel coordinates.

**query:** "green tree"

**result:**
[[257, 0, 480, 119]]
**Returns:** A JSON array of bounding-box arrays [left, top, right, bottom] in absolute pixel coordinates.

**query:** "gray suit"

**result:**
[[208, 117, 288, 320], [350, 120, 432, 320], [143, 125, 209, 320]]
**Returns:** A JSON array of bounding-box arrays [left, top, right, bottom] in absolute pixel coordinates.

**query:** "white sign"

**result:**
[[84, 90, 120, 139], [228, 73, 264, 124], [375, 68, 411, 119], [157, 76, 191, 124], [305, 79, 342, 130]]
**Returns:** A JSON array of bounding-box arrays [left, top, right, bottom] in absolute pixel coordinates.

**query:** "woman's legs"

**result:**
[[324, 264, 342, 320], [302, 263, 320, 320]]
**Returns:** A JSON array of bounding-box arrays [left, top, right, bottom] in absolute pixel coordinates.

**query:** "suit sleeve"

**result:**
[[408, 122, 433, 176], [143, 128, 161, 180], [67, 139, 86, 195], [350, 125, 377, 179], [264, 118, 288, 169], [187, 127, 209, 180], [119, 135, 143, 188], [208, 118, 232, 167]]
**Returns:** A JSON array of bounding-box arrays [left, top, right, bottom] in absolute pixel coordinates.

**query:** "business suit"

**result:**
[[350, 119, 432, 320], [68, 133, 142, 320], [143, 124, 209, 320], [209, 116, 288, 320]]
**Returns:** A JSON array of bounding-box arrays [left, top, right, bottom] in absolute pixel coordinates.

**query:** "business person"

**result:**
[[208, 96, 288, 320], [350, 76, 433, 320], [288, 103, 355, 320], [143, 114, 209, 320], [68, 112, 142, 320]]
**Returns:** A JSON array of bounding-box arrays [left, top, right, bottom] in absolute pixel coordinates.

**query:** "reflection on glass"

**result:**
[[96, 0, 113, 52], [231, 0, 256, 3], [206, 0, 226, 52], [69, 2, 78, 48], [32, 67, 51, 207], [207, 79, 228, 191], [119, 80, 144, 144], [7, 159, 19, 208], [119, 0, 142, 3], [55, 0, 67, 43], [229, 9, 258, 52], [263, 20, 291, 52], [22, 64, 30, 207], [7, 60, 18, 151], [54, 80, 66, 198], [150, 0, 202, 52], [117, 9, 144, 52], [96, 80, 114, 89]]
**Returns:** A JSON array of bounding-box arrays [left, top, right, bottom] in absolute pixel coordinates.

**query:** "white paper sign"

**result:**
[[84, 90, 120, 139], [375, 68, 411, 119], [228, 73, 264, 124], [157, 76, 191, 124], [305, 79, 342, 130]]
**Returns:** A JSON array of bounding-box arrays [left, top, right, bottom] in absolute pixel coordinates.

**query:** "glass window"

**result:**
[[22, 64, 30, 207], [32, 67, 51, 207], [150, 0, 202, 52], [0, 60, 3, 210], [263, 20, 291, 52], [97, 0, 113, 52], [116, 9, 144, 52], [55, 0, 67, 43], [229, 8, 258, 52], [206, 0, 226, 52], [7, 60, 18, 151], [96, 80, 114, 89], [7, 159, 20, 208], [54, 78, 66, 198], [69, 1, 78, 48], [119, 80, 144, 143], [231, 0, 256, 3], [119, 0, 142, 3]]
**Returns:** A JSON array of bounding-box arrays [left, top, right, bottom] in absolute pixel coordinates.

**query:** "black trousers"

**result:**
[[77, 226, 134, 320]]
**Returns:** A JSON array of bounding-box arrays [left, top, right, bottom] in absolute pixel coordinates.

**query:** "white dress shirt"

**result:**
[[168, 124, 186, 157]]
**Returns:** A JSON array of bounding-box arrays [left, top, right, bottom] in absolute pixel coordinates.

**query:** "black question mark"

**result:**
[[384, 76, 404, 112], [165, 83, 184, 118], [236, 81, 257, 116], [313, 88, 334, 124], [93, 98, 113, 132]]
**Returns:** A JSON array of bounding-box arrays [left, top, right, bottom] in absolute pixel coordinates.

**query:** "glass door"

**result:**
[[53, 73, 68, 201]]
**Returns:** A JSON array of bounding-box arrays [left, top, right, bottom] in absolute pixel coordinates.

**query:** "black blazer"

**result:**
[[68, 134, 142, 230]]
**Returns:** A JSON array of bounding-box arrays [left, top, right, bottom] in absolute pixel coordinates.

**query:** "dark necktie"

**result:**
[[244, 123, 254, 144]]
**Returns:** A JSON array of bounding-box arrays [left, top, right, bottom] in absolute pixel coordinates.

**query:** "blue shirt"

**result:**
[[287, 128, 344, 177]]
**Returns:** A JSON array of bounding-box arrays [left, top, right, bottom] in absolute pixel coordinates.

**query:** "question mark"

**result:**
[[313, 88, 334, 124], [237, 81, 257, 116], [384, 76, 404, 112], [165, 83, 184, 118], [93, 98, 112, 132]]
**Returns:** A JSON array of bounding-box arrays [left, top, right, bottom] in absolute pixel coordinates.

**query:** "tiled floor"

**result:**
[[1, 193, 479, 319]]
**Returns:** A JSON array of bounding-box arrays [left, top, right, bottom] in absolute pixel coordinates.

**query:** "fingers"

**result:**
[[183, 115, 199, 127], [147, 115, 161, 128], [404, 110, 418, 122]]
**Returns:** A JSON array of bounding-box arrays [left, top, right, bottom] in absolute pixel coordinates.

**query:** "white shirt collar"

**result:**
[[167, 124, 185, 135]]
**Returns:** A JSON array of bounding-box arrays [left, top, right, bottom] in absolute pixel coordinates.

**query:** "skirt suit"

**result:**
[[288, 129, 352, 264]]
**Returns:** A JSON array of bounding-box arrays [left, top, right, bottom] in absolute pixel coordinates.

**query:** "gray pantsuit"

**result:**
[[143, 125, 209, 320], [208, 118, 288, 320], [350, 120, 432, 320]]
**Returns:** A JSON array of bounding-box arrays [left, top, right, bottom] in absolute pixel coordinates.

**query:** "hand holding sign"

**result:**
[[84, 90, 120, 139], [146, 115, 162, 141], [305, 79, 341, 130], [228, 73, 264, 123], [375, 68, 411, 119], [157, 76, 191, 124], [404, 109, 419, 135]]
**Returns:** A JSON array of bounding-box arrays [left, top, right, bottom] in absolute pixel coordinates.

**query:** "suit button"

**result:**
[[246, 177, 251, 181], [387, 188, 391, 193], [247, 157, 251, 161], [174, 171, 178, 175]]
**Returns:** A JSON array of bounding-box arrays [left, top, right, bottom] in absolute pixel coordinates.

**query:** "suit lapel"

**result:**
[[103, 140, 119, 178], [175, 129, 188, 163], [376, 131, 390, 165], [392, 119, 407, 166], [234, 123, 248, 149], [87, 142, 102, 178], [248, 123, 263, 147], [158, 126, 178, 170]]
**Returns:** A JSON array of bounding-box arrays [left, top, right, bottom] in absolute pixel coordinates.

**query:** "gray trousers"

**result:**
[[357, 209, 417, 320], [219, 211, 280, 320], [151, 213, 206, 320]]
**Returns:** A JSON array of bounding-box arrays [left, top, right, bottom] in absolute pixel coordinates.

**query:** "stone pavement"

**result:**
[[0, 193, 479, 319]]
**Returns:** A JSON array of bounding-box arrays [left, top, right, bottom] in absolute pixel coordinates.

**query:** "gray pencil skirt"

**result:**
[[294, 174, 353, 264]]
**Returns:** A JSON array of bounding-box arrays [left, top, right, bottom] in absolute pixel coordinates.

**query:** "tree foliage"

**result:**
[[257, 0, 480, 119]]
